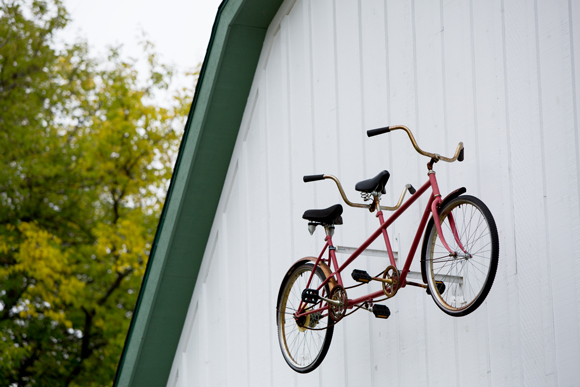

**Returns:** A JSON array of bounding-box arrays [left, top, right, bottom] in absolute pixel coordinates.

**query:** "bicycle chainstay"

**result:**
[[297, 268, 390, 331]]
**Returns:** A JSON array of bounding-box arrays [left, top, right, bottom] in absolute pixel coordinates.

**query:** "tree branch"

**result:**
[[98, 268, 132, 306], [64, 306, 94, 386]]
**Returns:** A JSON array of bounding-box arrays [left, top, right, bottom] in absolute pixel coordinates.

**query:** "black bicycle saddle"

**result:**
[[302, 204, 343, 225], [355, 170, 390, 194]]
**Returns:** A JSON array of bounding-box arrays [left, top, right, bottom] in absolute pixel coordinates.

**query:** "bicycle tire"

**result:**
[[276, 263, 334, 373], [422, 195, 499, 316]]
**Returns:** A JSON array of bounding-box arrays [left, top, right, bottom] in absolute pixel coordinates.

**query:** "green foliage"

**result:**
[[0, 1, 195, 385]]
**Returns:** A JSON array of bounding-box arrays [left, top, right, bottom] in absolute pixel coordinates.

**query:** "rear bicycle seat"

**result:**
[[302, 204, 343, 225]]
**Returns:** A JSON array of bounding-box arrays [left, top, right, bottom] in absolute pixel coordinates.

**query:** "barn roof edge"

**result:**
[[113, 0, 283, 385]]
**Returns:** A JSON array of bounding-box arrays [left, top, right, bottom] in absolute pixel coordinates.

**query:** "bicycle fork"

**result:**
[[428, 171, 469, 256]]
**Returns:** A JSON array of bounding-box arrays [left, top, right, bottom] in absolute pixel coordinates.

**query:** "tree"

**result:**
[[0, 1, 194, 385]]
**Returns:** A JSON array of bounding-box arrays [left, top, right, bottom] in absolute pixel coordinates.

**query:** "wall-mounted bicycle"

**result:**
[[276, 125, 499, 373]]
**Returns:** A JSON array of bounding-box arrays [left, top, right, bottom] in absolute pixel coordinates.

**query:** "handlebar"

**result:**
[[367, 125, 464, 163], [303, 174, 325, 183], [303, 174, 413, 211]]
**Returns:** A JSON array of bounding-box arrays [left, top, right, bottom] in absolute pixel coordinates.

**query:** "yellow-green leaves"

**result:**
[[1, 223, 84, 322], [0, 1, 196, 385]]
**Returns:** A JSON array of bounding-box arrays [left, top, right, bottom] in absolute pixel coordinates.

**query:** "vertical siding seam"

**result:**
[[568, 4, 580, 383], [453, 317, 460, 385], [468, 0, 482, 196], [358, 0, 367, 178], [222, 162, 239, 214], [439, 0, 460, 384], [411, 0, 422, 188], [569, 0, 580, 271], [357, 2, 376, 384], [242, 89, 259, 142], [308, 0, 318, 210], [383, 6, 401, 385], [533, 0, 555, 383], [262, 72, 275, 387], [500, 0, 521, 382], [284, 17, 296, 262], [383, 0, 391, 124], [332, 0, 342, 186], [439, 0, 457, 182], [243, 142, 251, 387], [202, 232, 219, 284], [439, 0, 450, 191], [571, 0, 580, 202], [383, 1, 396, 233], [469, 0, 491, 386], [467, 3, 491, 383], [410, 0, 430, 384], [220, 212, 230, 386], [331, 2, 349, 385], [500, 0, 518, 273], [532, 0, 547, 223], [182, 301, 198, 356], [570, 0, 580, 216], [202, 284, 209, 385]]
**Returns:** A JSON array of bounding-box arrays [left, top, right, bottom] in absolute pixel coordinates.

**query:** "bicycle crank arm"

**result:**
[[319, 296, 343, 306], [302, 288, 342, 306], [371, 277, 394, 284], [405, 281, 427, 289]]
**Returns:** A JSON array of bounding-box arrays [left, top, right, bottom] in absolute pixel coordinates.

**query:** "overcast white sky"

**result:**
[[59, 0, 223, 91]]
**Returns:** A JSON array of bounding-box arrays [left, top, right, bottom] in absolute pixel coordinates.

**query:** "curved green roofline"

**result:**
[[114, 0, 282, 385]]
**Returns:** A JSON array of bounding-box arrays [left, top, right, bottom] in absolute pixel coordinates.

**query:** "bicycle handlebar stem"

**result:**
[[370, 125, 464, 163], [322, 175, 410, 212]]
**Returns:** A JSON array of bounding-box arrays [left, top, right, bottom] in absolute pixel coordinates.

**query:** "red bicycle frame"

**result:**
[[296, 170, 461, 318]]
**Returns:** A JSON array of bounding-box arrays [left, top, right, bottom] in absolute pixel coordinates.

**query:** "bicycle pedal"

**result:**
[[372, 304, 391, 319], [352, 269, 372, 283], [426, 281, 446, 295], [301, 288, 320, 304]]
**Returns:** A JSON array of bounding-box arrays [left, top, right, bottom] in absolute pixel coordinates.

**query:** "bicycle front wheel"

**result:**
[[422, 195, 499, 316], [276, 263, 333, 373]]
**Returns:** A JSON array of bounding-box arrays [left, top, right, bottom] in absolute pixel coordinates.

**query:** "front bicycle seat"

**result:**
[[355, 170, 390, 194], [302, 204, 343, 225]]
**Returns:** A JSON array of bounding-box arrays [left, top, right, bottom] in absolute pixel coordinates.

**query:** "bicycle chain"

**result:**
[[303, 297, 390, 331], [296, 268, 393, 332]]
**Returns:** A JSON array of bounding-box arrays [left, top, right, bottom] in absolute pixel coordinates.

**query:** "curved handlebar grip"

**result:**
[[367, 126, 391, 137], [458, 147, 465, 162], [303, 174, 325, 183]]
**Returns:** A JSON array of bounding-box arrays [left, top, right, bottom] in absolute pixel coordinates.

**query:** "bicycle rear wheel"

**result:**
[[276, 263, 333, 373], [422, 195, 499, 316]]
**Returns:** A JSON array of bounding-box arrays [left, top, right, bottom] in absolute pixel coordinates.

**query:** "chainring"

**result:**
[[382, 265, 400, 298], [328, 284, 348, 322]]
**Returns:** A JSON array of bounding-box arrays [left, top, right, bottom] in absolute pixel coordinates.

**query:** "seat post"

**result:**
[[369, 193, 381, 212], [324, 225, 335, 238]]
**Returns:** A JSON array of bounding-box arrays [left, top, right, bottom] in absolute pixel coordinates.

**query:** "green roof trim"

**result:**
[[113, 0, 282, 385]]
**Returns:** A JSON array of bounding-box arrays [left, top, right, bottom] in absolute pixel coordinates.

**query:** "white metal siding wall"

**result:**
[[169, 0, 580, 385]]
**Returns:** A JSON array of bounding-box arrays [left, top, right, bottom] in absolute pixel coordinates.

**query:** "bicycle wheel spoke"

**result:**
[[470, 240, 492, 256], [466, 213, 483, 249], [469, 258, 489, 275], [467, 217, 486, 251]]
